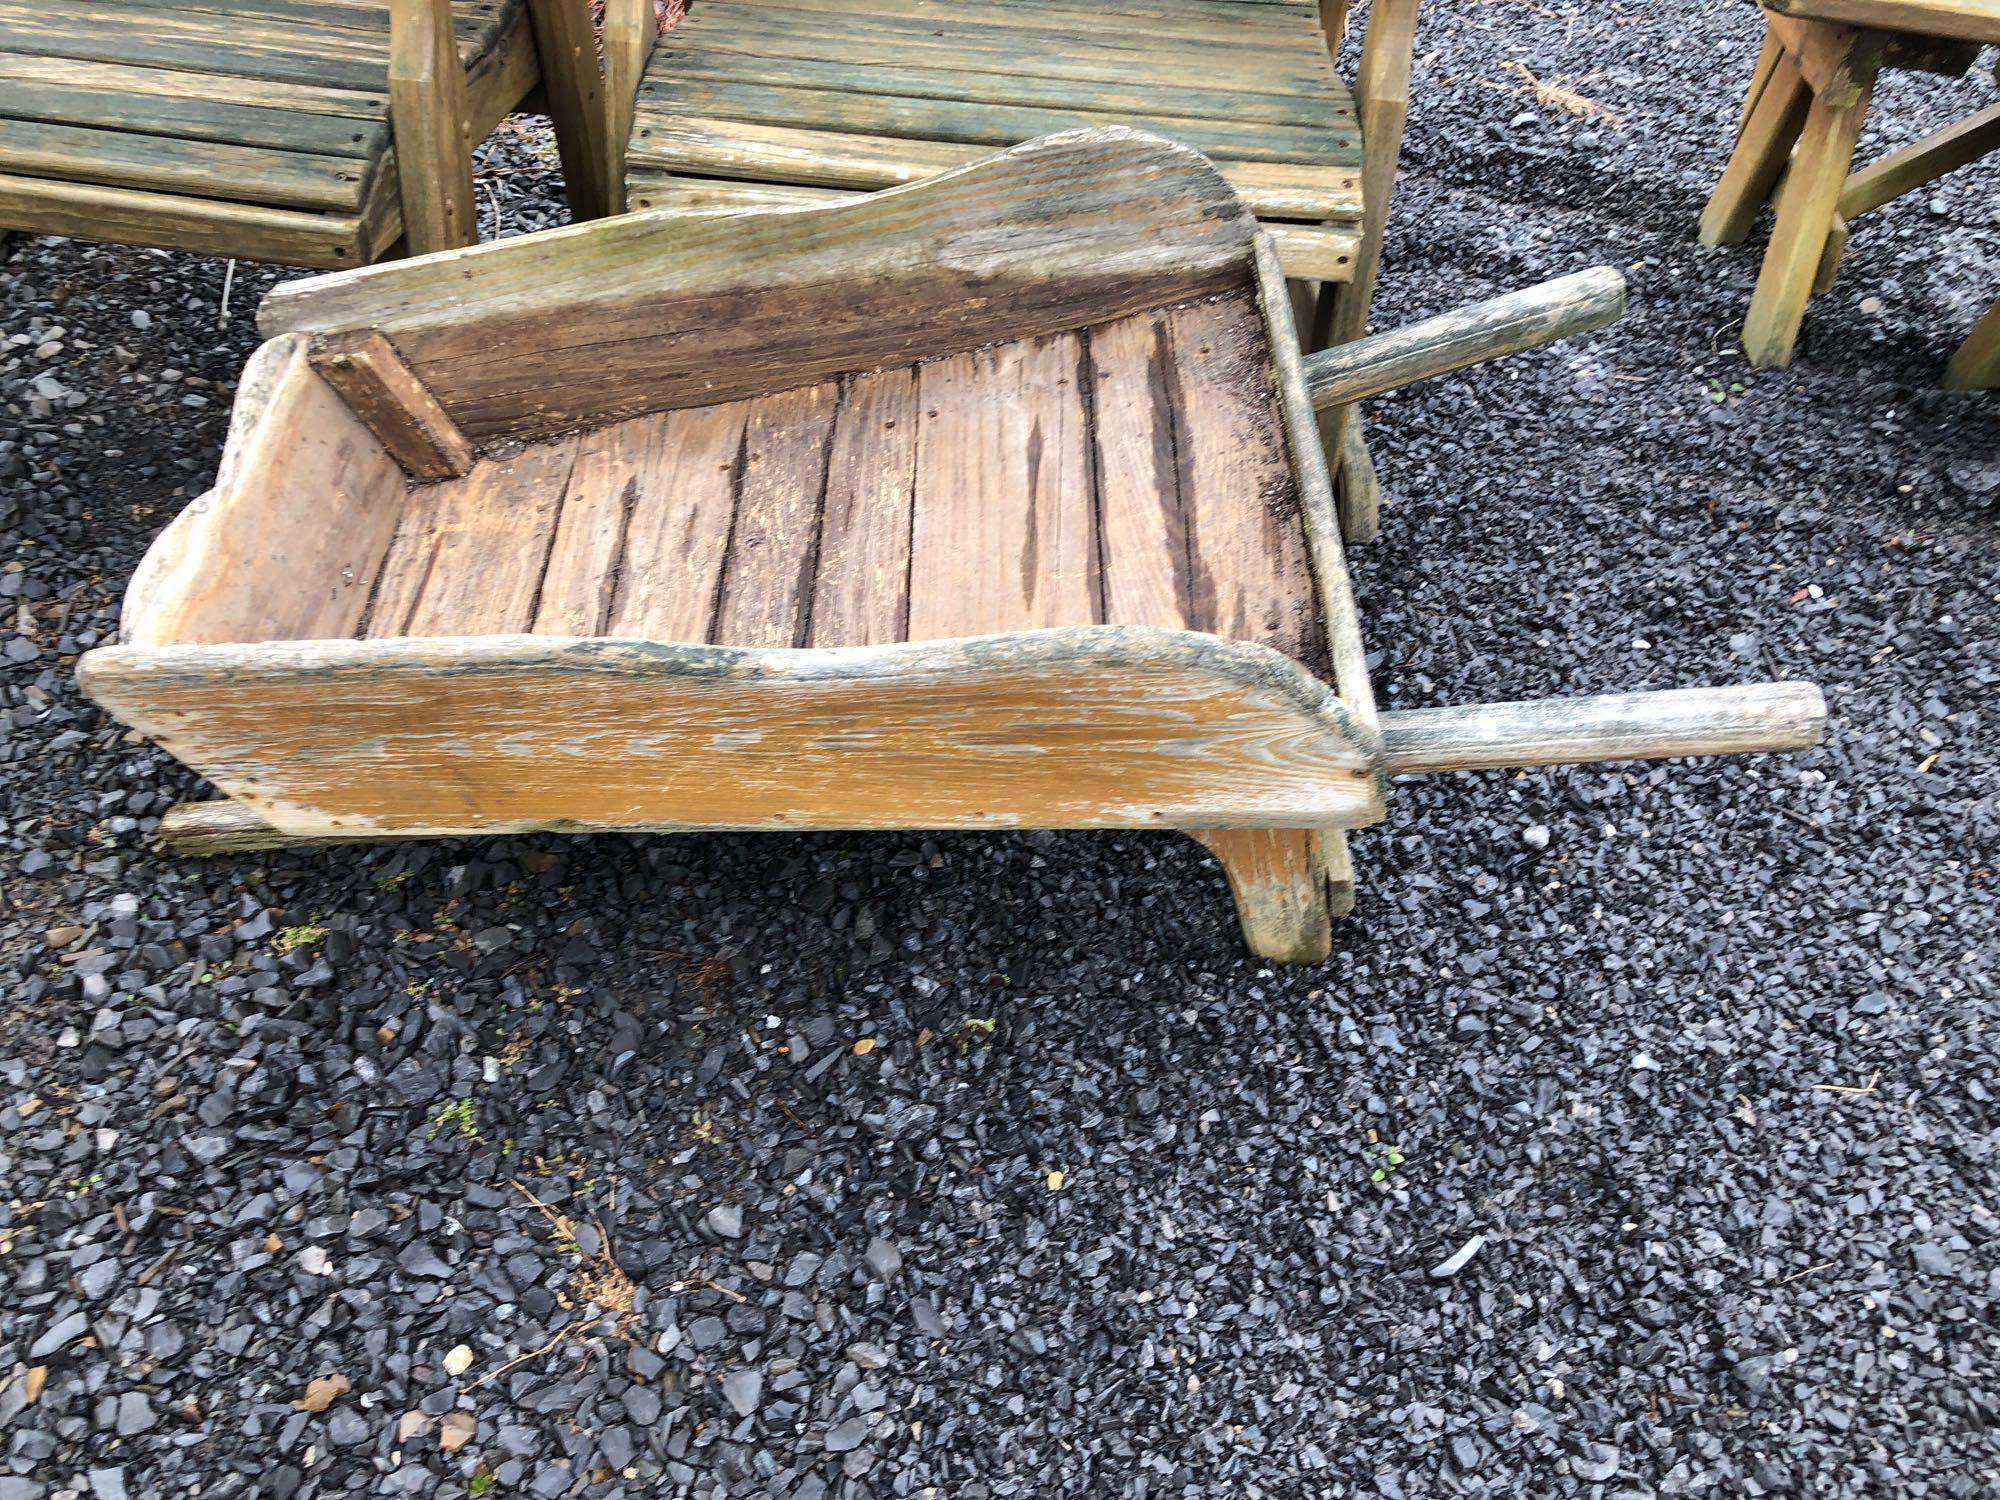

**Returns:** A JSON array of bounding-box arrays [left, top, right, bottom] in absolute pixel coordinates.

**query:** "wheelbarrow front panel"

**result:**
[[78, 632, 1384, 839]]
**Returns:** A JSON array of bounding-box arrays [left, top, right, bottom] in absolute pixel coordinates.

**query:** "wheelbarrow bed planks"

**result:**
[[80, 129, 1826, 963]]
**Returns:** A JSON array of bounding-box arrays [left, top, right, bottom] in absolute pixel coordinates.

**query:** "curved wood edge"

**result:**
[[256, 126, 1260, 338], [120, 335, 303, 645], [79, 626, 1391, 839], [116, 335, 406, 649], [1187, 827, 1344, 964]]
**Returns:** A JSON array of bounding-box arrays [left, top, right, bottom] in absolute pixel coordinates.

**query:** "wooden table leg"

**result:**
[[1943, 298, 2000, 391], [1737, 29, 1785, 140], [1188, 828, 1341, 964], [1742, 79, 1874, 367], [1700, 47, 1811, 247]]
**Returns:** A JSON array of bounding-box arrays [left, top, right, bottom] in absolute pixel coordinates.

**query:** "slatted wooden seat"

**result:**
[[1699, 0, 2000, 372], [0, 0, 611, 268], [599, 0, 1420, 541]]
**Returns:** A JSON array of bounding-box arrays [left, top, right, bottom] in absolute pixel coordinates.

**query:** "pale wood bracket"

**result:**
[[308, 330, 475, 479], [1189, 828, 1346, 965], [389, 0, 477, 256], [524, 0, 615, 222]]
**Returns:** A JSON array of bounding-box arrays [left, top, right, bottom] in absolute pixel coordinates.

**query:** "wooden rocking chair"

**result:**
[[599, 0, 1421, 542], [0, 0, 612, 269]]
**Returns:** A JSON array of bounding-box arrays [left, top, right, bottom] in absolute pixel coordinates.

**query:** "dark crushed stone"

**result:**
[[3, 23, 2000, 1500]]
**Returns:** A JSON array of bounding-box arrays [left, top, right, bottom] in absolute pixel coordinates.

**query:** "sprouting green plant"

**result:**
[[954, 1017, 999, 1054], [427, 1098, 478, 1145], [374, 868, 414, 893], [468, 1472, 496, 1498], [690, 1110, 725, 1147], [1705, 376, 1747, 405], [272, 919, 327, 956], [1367, 1145, 1407, 1184]]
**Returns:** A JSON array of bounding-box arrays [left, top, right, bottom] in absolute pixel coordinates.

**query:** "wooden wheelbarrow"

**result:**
[[78, 129, 1825, 963]]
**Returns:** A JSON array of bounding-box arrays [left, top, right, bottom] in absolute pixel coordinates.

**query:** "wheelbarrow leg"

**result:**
[[1188, 828, 1349, 964]]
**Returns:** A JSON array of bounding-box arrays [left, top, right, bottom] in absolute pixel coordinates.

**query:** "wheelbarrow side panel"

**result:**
[[78, 629, 1388, 840], [256, 127, 1263, 445]]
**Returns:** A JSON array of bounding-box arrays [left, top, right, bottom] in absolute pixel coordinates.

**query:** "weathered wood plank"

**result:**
[[808, 367, 920, 648], [907, 334, 1098, 639], [621, 172, 1361, 281], [0, 78, 387, 157], [367, 438, 577, 637], [1761, 0, 2000, 46], [713, 381, 841, 649], [625, 117, 1361, 218], [1299, 267, 1627, 409], [0, 173, 368, 267], [603, 402, 749, 644], [1088, 310, 1192, 632], [531, 413, 661, 636], [122, 337, 408, 648], [646, 76, 1357, 167], [1171, 294, 1322, 665], [0, 118, 370, 211], [0, 52, 390, 120], [263, 130, 1263, 442], [653, 47, 1351, 129], [1378, 683, 1829, 774], [524, 0, 614, 221], [309, 329, 475, 479], [77, 629, 1386, 837]]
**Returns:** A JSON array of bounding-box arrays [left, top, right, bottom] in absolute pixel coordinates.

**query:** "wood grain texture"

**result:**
[[1761, 0, 2000, 45], [713, 380, 841, 648], [907, 335, 1097, 639], [0, 172, 368, 267], [77, 630, 1387, 837], [388, 0, 477, 254], [626, 118, 1360, 220], [262, 129, 1263, 442], [366, 437, 577, 636], [1378, 683, 1828, 774], [602, 402, 749, 643], [309, 328, 474, 478], [809, 366, 920, 648], [1089, 310, 1192, 631], [1172, 293, 1323, 665], [121, 336, 408, 648], [1187, 827, 1336, 963]]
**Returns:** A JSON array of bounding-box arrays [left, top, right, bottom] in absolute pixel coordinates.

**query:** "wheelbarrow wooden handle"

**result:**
[[1379, 681, 1826, 776], [1302, 266, 1627, 411]]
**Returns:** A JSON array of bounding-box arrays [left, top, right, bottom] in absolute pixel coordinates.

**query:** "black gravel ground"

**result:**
[[4, 7, 1999, 1498]]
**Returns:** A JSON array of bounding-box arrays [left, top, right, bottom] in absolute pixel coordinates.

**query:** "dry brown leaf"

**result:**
[[23, 1367, 47, 1404], [296, 1373, 351, 1413], [852, 1038, 876, 1056]]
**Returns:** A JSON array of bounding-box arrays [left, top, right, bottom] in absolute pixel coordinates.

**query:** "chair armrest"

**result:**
[[604, 0, 660, 207]]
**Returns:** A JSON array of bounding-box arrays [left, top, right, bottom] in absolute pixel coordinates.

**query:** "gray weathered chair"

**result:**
[[0, 0, 610, 268]]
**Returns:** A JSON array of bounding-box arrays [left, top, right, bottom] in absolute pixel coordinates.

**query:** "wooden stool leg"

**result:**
[[1742, 81, 1874, 368], [1189, 828, 1339, 964], [1814, 214, 1850, 295], [1943, 299, 2000, 391], [1737, 30, 1785, 140], [1336, 408, 1379, 544], [1699, 54, 1810, 246]]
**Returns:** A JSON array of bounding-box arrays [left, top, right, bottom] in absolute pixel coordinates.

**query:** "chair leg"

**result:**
[[1699, 53, 1810, 247], [388, 0, 477, 255], [524, 0, 614, 222], [1942, 299, 2000, 391], [1336, 411, 1379, 545], [1742, 82, 1874, 368], [1188, 828, 1342, 964]]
